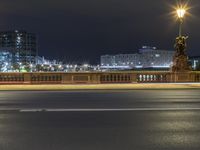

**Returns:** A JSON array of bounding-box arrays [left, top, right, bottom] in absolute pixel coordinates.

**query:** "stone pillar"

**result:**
[[62, 74, 73, 84], [91, 73, 101, 84], [24, 73, 31, 84], [131, 73, 137, 83]]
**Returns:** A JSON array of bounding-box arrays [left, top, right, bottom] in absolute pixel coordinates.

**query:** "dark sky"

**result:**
[[0, 0, 200, 64]]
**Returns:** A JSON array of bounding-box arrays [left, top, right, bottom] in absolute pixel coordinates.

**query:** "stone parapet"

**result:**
[[0, 71, 199, 84]]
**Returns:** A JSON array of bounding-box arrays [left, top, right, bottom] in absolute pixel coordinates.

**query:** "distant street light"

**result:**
[[176, 8, 186, 36], [30, 64, 33, 72]]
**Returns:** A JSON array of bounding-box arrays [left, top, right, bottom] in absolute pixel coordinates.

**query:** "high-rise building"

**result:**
[[0, 30, 37, 64], [0, 49, 13, 72]]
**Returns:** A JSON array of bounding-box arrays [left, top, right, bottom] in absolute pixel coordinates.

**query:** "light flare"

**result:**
[[177, 8, 186, 18]]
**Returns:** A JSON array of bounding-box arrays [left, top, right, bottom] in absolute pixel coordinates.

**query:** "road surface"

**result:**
[[0, 90, 200, 150]]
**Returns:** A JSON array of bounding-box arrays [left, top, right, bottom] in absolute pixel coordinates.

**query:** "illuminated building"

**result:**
[[0, 30, 37, 64], [0, 49, 13, 72], [100, 55, 115, 66], [189, 56, 200, 70], [100, 46, 175, 69], [138, 46, 174, 68]]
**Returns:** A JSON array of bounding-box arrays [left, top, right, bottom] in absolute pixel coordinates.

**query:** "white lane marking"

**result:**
[[0, 107, 199, 112], [19, 109, 45, 112], [43, 108, 200, 112]]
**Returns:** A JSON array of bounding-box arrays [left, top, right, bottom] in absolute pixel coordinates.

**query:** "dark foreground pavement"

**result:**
[[0, 90, 200, 150]]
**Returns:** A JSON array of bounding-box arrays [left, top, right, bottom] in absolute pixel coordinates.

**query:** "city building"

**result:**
[[0, 49, 13, 72], [100, 55, 115, 66], [36, 56, 59, 65], [115, 54, 140, 67], [189, 56, 200, 70], [138, 46, 174, 68], [100, 46, 175, 69], [0, 30, 37, 64]]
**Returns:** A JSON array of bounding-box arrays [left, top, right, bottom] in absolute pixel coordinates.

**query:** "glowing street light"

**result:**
[[176, 7, 186, 36], [171, 2, 192, 72], [177, 8, 186, 19], [30, 64, 33, 72]]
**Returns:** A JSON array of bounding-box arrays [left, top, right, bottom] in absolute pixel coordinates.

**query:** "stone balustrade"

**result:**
[[0, 71, 199, 84]]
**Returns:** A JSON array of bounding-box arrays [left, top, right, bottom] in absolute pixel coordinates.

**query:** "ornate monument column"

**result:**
[[171, 7, 192, 72], [171, 36, 191, 72]]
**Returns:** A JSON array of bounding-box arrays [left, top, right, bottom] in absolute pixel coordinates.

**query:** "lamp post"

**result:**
[[171, 5, 191, 73], [177, 8, 186, 36]]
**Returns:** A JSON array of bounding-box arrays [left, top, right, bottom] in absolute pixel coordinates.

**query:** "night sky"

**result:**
[[0, 0, 200, 64]]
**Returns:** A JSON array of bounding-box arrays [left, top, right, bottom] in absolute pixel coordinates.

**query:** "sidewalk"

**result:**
[[0, 83, 200, 91]]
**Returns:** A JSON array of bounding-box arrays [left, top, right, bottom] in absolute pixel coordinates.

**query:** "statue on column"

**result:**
[[171, 36, 192, 72]]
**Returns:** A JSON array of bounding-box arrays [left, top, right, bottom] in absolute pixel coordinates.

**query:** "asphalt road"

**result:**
[[0, 90, 200, 150]]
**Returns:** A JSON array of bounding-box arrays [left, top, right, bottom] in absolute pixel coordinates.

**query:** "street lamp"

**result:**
[[171, 4, 191, 72], [176, 8, 186, 36]]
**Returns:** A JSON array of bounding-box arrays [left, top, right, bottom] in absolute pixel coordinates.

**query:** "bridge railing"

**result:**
[[0, 71, 199, 84], [31, 74, 62, 84], [100, 73, 132, 83], [195, 74, 200, 82], [0, 73, 24, 84], [136, 73, 169, 83]]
